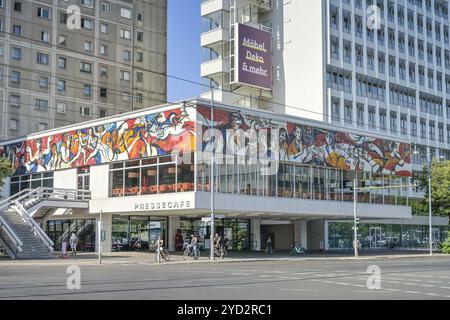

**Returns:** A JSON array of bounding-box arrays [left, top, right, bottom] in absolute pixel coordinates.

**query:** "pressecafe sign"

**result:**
[[234, 23, 272, 91]]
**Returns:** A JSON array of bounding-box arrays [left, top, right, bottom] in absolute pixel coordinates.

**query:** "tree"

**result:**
[[413, 160, 450, 218], [0, 157, 12, 184]]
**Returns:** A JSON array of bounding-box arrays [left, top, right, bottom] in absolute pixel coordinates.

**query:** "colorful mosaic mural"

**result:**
[[197, 106, 412, 177], [0, 106, 196, 175]]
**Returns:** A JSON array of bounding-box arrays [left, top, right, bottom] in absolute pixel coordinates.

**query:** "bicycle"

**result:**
[[183, 243, 200, 260], [155, 248, 170, 262], [214, 245, 227, 259]]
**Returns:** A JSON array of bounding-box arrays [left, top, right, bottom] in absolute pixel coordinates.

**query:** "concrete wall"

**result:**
[[294, 220, 308, 249], [307, 221, 325, 251], [266, 0, 326, 120], [196, 192, 412, 220], [90, 164, 109, 200], [53, 169, 77, 189]]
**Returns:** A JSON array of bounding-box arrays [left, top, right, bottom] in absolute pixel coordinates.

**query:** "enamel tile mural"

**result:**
[[197, 106, 412, 177], [0, 106, 196, 175]]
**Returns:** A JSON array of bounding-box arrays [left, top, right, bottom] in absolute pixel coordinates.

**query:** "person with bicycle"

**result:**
[[214, 233, 224, 258], [155, 236, 165, 260], [189, 234, 198, 256]]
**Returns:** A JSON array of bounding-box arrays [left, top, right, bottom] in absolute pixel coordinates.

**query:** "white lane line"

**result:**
[[439, 286, 450, 290], [384, 288, 402, 292], [426, 293, 440, 297], [354, 290, 398, 294], [279, 288, 318, 292], [420, 284, 436, 288], [316, 279, 449, 298]]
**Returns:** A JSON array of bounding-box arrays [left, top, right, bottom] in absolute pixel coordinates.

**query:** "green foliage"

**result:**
[[441, 237, 450, 254], [0, 157, 12, 189], [413, 160, 450, 218]]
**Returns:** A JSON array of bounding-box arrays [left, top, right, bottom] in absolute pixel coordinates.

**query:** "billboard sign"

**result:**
[[235, 23, 272, 91]]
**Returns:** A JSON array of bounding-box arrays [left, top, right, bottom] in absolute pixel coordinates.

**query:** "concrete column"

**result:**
[[300, 220, 308, 250], [250, 219, 261, 251], [168, 216, 180, 252], [294, 220, 308, 250], [307, 221, 325, 251], [96, 213, 112, 252]]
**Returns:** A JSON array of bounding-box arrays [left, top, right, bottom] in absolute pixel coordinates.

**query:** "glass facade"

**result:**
[[328, 222, 449, 251], [111, 215, 167, 251], [44, 219, 95, 252], [10, 172, 54, 195], [108, 152, 409, 206], [109, 154, 194, 197], [197, 154, 410, 206], [179, 218, 250, 251]]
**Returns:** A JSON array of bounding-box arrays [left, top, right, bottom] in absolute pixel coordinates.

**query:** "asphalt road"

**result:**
[[0, 257, 449, 300]]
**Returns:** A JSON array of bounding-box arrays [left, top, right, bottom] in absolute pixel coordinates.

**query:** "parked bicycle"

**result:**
[[155, 248, 170, 262], [183, 242, 200, 260], [290, 242, 306, 255]]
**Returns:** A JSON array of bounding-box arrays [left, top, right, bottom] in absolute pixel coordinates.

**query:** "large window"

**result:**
[[328, 222, 449, 251], [112, 216, 167, 251], [109, 153, 194, 197], [10, 172, 54, 195], [196, 153, 408, 206], [45, 219, 95, 252]]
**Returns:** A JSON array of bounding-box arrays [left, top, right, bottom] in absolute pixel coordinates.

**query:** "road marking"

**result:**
[[279, 288, 318, 292], [420, 284, 436, 288], [426, 293, 440, 297], [405, 291, 420, 294]]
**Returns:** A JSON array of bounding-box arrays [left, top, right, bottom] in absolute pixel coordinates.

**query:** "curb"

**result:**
[[0, 254, 448, 267]]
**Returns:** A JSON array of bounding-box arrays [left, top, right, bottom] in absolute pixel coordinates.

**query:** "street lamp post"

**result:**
[[210, 88, 215, 261], [427, 154, 433, 256], [353, 178, 359, 258], [413, 146, 433, 256]]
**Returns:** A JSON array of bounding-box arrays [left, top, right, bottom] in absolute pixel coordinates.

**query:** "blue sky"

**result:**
[[167, 0, 202, 102]]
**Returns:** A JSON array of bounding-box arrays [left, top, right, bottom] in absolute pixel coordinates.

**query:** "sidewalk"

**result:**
[[0, 250, 448, 267]]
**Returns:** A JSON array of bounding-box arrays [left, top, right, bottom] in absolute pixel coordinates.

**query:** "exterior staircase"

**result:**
[[0, 188, 91, 259]]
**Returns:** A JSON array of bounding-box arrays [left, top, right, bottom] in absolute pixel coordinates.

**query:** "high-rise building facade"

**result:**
[[201, 0, 450, 173], [0, 0, 167, 140]]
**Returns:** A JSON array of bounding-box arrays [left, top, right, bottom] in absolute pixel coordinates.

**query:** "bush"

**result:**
[[441, 237, 450, 254]]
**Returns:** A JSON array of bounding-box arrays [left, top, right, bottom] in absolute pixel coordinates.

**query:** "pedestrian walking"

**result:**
[[69, 233, 78, 256], [266, 236, 273, 255]]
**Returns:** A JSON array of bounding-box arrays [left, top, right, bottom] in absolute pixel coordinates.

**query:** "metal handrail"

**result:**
[[13, 201, 54, 252], [0, 216, 23, 252], [6, 188, 92, 212], [0, 188, 33, 212]]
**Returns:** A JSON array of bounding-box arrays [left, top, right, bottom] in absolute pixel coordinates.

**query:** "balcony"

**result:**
[[201, 58, 230, 78], [201, 0, 230, 17], [250, 0, 272, 12], [201, 28, 230, 48]]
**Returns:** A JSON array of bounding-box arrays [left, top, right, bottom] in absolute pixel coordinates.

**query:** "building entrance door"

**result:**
[[370, 227, 382, 249]]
